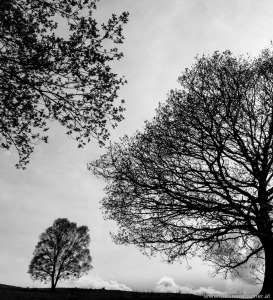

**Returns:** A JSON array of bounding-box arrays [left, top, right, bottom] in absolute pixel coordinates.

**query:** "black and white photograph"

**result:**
[[1, 0, 273, 299]]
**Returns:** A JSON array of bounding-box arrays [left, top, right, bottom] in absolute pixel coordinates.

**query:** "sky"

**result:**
[[1, 0, 273, 295]]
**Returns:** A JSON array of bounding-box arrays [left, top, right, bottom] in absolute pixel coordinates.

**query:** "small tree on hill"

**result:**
[[0, 0, 129, 169], [90, 47, 273, 297], [28, 218, 92, 290]]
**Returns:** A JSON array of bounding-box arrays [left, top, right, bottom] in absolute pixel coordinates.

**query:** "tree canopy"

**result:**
[[90, 47, 273, 296], [0, 0, 128, 168], [28, 218, 92, 289]]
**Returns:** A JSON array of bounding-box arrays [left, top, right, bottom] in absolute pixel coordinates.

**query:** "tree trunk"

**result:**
[[51, 276, 56, 291], [51, 282, 55, 290], [259, 239, 273, 297]]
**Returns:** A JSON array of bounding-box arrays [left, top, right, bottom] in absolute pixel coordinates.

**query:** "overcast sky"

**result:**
[[1, 0, 273, 295]]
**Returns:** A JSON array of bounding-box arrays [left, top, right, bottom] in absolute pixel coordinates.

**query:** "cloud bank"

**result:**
[[225, 275, 260, 295], [67, 275, 132, 291], [154, 276, 260, 296], [154, 276, 223, 295]]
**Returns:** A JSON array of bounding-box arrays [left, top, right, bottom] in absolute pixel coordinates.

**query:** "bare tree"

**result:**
[[28, 218, 92, 290], [0, 0, 128, 168], [90, 48, 273, 297]]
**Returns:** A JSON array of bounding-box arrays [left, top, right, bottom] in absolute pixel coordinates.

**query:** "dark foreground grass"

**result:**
[[0, 284, 257, 300], [0, 284, 202, 300]]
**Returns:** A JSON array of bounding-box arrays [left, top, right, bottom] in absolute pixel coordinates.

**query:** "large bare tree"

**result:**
[[90, 48, 273, 296]]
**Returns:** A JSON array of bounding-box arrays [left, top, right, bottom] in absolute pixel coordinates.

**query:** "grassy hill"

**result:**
[[0, 284, 204, 300], [0, 284, 258, 299]]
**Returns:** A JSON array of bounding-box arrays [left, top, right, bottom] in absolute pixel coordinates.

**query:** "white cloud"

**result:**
[[154, 276, 223, 296], [193, 286, 224, 296], [67, 275, 132, 291], [154, 276, 191, 294], [225, 277, 260, 295], [225, 264, 261, 295], [154, 276, 261, 296]]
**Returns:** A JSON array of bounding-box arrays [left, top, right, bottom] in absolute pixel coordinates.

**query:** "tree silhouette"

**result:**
[[0, 0, 128, 169], [28, 218, 92, 290], [90, 48, 273, 297]]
